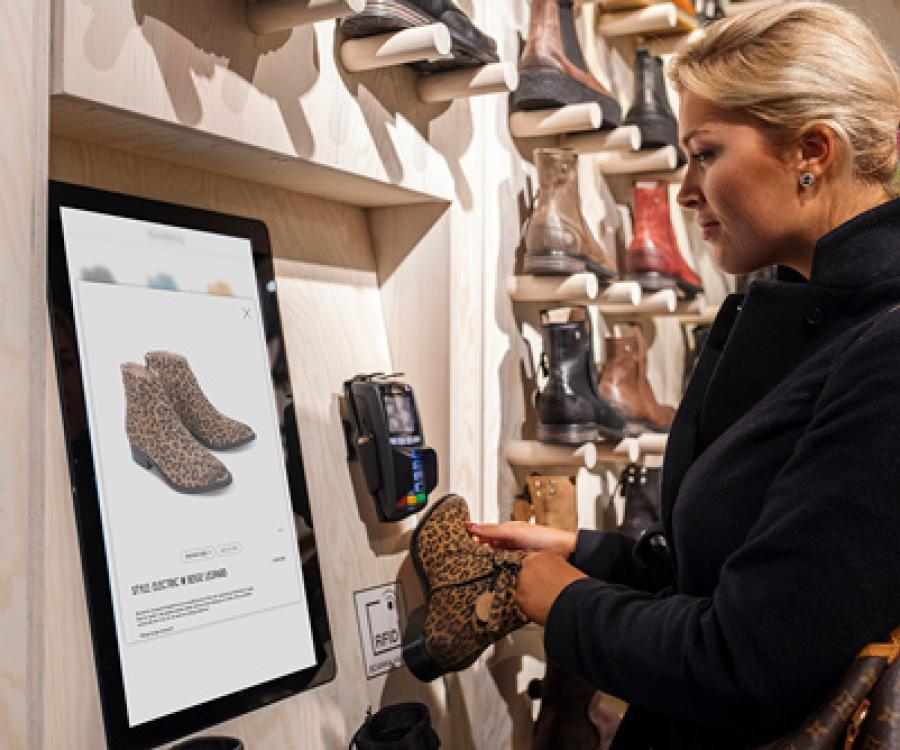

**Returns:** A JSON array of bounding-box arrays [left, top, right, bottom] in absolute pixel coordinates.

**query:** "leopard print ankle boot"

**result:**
[[403, 494, 528, 682], [122, 364, 232, 493], [144, 352, 255, 450]]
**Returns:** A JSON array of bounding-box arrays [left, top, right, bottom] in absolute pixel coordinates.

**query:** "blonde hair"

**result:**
[[669, 1, 900, 193]]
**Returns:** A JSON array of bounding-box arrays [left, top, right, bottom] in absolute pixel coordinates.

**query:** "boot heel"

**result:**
[[524, 252, 586, 276], [130, 443, 154, 470], [537, 422, 600, 445], [402, 606, 443, 683], [624, 271, 678, 293]]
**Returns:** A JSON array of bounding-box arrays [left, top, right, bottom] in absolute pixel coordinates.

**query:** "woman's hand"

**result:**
[[466, 521, 577, 557], [516, 550, 587, 625]]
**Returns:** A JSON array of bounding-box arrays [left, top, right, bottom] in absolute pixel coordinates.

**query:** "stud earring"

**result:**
[[800, 172, 815, 188]]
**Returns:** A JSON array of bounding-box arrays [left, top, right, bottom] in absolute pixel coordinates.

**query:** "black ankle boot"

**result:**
[[536, 307, 627, 445], [694, 0, 725, 25], [350, 703, 440, 749], [618, 463, 662, 541], [623, 48, 685, 165]]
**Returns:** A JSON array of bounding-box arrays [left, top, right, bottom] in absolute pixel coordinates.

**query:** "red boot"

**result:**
[[624, 181, 703, 299]]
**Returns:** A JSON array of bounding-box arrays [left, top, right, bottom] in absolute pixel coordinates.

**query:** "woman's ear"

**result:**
[[797, 123, 838, 180]]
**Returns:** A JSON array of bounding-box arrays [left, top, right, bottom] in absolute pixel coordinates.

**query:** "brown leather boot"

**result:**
[[403, 495, 528, 682], [513, 474, 578, 530], [512, 0, 621, 126], [624, 181, 703, 299], [533, 662, 614, 750], [525, 149, 617, 278], [598, 327, 674, 433]]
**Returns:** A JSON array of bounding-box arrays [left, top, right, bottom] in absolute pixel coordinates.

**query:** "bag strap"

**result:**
[[858, 626, 900, 664]]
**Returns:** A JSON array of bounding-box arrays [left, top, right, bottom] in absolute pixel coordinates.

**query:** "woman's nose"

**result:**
[[677, 176, 703, 210]]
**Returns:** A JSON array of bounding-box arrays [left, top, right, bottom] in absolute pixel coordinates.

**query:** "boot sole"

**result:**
[[402, 493, 460, 682], [624, 271, 702, 300], [196, 431, 257, 450], [524, 251, 617, 280], [512, 68, 622, 128], [130, 443, 232, 494], [623, 113, 678, 149], [340, 1, 497, 72]]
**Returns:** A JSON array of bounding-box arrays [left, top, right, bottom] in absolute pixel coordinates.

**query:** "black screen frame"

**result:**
[[46, 180, 336, 750]]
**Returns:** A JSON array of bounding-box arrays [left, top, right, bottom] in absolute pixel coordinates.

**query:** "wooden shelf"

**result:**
[[598, 288, 678, 316], [418, 62, 518, 104], [598, 3, 699, 37], [562, 124, 641, 155], [340, 23, 452, 73], [246, 0, 364, 35], [507, 275, 705, 318], [507, 273, 600, 303], [505, 439, 600, 470], [510, 103, 605, 139]]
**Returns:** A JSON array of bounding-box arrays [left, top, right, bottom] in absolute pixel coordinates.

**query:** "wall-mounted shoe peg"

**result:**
[[598, 288, 678, 316], [418, 62, 519, 104], [598, 2, 698, 37], [506, 273, 599, 303], [637, 431, 668, 456], [340, 23, 451, 73], [562, 124, 642, 155], [599, 281, 642, 306], [610, 438, 641, 464], [246, 0, 364, 35], [509, 103, 604, 139], [595, 145, 679, 174], [505, 439, 598, 470]]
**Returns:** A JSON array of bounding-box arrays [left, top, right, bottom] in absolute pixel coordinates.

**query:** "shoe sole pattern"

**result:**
[[624, 271, 703, 300], [524, 251, 617, 279]]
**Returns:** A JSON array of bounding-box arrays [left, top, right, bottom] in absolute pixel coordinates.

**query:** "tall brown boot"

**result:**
[[512, 0, 621, 127], [403, 495, 528, 682], [598, 327, 674, 433], [624, 181, 703, 299], [524, 149, 617, 278]]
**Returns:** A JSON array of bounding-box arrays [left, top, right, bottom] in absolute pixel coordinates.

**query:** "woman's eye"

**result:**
[[691, 150, 714, 164]]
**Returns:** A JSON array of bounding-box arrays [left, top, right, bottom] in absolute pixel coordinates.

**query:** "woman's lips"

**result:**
[[700, 221, 720, 240]]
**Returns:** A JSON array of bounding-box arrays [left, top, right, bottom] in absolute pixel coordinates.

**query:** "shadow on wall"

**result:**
[[81, 0, 317, 154]]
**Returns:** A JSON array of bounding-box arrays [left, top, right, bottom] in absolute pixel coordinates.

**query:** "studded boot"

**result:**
[[617, 463, 662, 541], [599, 327, 674, 434], [624, 180, 704, 298], [122, 364, 232, 494], [145, 352, 255, 450], [403, 494, 528, 681], [512, 0, 621, 125], [536, 306, 627, 445], [524, 148, 617, 278]]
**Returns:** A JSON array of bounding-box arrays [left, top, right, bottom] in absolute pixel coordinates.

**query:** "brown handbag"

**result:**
[[755, 628, 900, 750]]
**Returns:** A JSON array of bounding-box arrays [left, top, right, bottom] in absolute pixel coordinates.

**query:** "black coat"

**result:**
[[544, 199, 900, 748]]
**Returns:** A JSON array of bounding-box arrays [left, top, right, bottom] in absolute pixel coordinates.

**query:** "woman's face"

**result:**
[[676, 92, 808, 275]]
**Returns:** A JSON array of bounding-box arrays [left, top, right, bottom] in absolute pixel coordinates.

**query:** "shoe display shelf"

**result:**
[[340, 24, 519, 102], [596, 2, 699, 38], [504, 437, 640, 469], [507, 275, 705, 319], [246, 0, 364, 33]]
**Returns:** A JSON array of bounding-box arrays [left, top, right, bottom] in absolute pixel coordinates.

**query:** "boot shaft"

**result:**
[[541, 306, 597, 389], [631, 47, 674, 118], [618, 463, 662, 540], [626, 180, 679, 270], [526, 474, 577, 532]]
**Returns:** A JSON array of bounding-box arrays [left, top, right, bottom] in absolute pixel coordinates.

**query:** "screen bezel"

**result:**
[[47, 180, 336, 750]]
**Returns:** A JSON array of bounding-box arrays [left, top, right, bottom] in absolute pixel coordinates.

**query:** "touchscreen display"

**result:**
[[57, 206, 317, 728]]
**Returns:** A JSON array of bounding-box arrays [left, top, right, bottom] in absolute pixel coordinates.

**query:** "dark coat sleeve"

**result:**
[[570, 530, 673, 593], [545, 312, 900, 742]]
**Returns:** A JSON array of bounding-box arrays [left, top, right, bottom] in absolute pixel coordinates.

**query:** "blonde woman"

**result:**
[[470, 2, 900, 746]]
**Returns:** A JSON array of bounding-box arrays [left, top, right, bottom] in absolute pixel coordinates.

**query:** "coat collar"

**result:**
[[809, 198, 900, 287]]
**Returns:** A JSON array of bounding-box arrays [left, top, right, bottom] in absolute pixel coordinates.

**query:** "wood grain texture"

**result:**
[[52, 0, 457, 203], [0, 1, 50, 749]]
